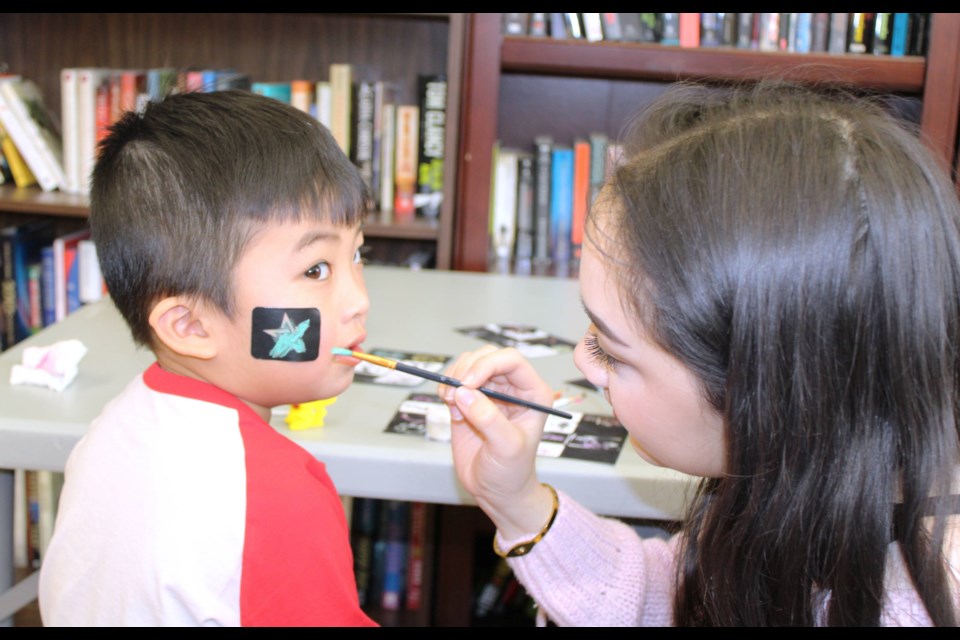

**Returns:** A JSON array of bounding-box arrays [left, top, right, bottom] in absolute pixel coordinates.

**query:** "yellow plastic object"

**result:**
[[285, 397, 337, 431]]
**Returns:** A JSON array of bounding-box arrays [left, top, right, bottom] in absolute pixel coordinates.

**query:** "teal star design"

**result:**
[[263, 313, 311, 359]]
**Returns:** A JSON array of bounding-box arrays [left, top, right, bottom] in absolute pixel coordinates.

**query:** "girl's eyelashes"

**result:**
[[583, 332, 620, 370], [304, 261, 331, 280]]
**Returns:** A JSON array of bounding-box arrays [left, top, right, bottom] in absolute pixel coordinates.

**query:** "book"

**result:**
[[514, 151, 535, 265], [350, 497, 382, 607], [618, 13, 644, 42], [581, 13, 604, 42], [720, 12, 738, 46], [0, 77, 65, 192], [571, 138, 591, 261], [828, 13, 850, 54], [737, 13, 757, 49], [678, 13, 700, 48], [528, 13, 548, 37], [890, 13, 910, 56], [532, 135, 553, 265], [371, 80, 398, 213], [60, 68, 82, 194], [251, 81, 292, 104], [872, 13, 893, 56], [502, 13, 529, 36], [314, 80, 332, 130], [660, 13, 680, 45], [600, 13, 622, 40], [290, 79, 313, 114], [415, 74, 447, 221], [1, 218, 57, 349], [351, 79, 376, 203], [757, 13, 780, 52], [563, 13, 584, 39], [549, 145, 574, 265], [77, 68, 109, 195], [77, 238, 105, 304], [329, 62, 355, 157], [0, 119, 38, 188], [38, 243, 56, 328], [393, 104, 419, 223], [699, 13, 722, 47], [52, 228, 91, 322], [549, 13, 568, 39], [490, 144, 519, 263], [811, 13, 831, 52], [848, 13, 874, 54], [909, 13, 930, 56], [404, 501, 429, 612], [378, 102, 397, 223], [379, 499, 410, 611]]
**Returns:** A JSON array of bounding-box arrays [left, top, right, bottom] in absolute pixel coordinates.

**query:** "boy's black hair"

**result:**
[[90, 90, 368, 348]]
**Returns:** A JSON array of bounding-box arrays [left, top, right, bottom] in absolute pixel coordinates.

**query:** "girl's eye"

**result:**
[[355, 245, 371, 265], [305, 261, 331, 280], [583, 332, 620, 370]]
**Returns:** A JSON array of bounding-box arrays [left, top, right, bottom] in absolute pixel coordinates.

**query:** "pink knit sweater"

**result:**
[[499, 490, 943, 626]]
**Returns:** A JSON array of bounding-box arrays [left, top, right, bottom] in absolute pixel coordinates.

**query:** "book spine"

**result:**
[[404, 501, 428, 612], [581, 13, 604, 42], [828, 13, 850, 54], [351, 79, 376, 202], [379, 103, 396, 223], [848, 13, 874, 54], [1, 230, 15, 350], [315, 80, 332, 130], [415, 74, 447, 220], [78, 238, 105, 304], [27, 262, 41, 332], [40, 244, 56, 327], [490, 145, 518, 263], [811, 13, 830, 52], [890, 13, 910, 56], [571, 138, 591, 261], [290, 79, 313, 114], [736, 13, 756, 49], [872, 13, 893, 55], [65, 245, 82, 315], [794, 13, 813, 53], [78, 68, 107, 195], [329, 63, 354, 157], [379, 500, 410, 611], [61, 68, 81, 194], [660, 13, 681, 45], [550, 146, 574, 265], [350, 497, 380, 607], [514, 152, 535, 265], [1, 124, 38, 189], [678, 13, 700, 48], [533, 136, 553, 265], [393, 105, 419, 223]]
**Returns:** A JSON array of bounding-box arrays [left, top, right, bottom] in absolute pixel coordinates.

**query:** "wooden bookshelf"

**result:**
[[454, 13, 960, 272], [0, 12, 465, 270]]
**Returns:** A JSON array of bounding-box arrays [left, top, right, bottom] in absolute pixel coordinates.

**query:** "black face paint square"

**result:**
[[251, 307, 321, 361]]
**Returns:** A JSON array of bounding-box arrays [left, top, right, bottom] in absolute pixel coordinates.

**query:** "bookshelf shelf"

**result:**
[[455, 13, 960, 273], [501, 35, 927, 90]]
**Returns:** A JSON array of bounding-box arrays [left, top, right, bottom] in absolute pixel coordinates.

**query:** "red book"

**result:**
[[393, 104, 419, 223], [679, 13, 701, 48], [404, 502, 428, 611], [571, 138, 591, 261]]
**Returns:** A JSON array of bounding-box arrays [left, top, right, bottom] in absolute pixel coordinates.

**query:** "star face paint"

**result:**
[[251, 307, 321, 361]]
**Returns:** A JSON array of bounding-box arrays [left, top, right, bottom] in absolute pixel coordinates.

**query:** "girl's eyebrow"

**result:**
[[295, 230, 339, 252], [580, 298, 629, 346]]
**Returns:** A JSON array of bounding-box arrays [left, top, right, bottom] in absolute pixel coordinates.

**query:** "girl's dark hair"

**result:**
[[591, 81, 960, 625], [90, 89, 368, 347]]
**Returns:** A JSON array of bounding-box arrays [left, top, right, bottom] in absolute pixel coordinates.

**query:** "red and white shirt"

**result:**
[[39, 363, 376, 627]]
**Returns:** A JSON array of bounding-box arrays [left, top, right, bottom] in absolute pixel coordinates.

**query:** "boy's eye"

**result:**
[[355, 245, 371, 265], [305, 261, 331, 280], [583, 331, 620, 371]]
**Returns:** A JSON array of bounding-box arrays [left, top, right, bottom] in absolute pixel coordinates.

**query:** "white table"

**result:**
[[0, 265, 696, 622]]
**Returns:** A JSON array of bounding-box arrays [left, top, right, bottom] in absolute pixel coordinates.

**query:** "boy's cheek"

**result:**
[[249, 307, 321, 361]]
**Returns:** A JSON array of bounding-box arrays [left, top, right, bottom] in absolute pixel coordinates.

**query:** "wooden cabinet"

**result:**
[[454, 13, 960, 272], [0, 12, 465, 270]]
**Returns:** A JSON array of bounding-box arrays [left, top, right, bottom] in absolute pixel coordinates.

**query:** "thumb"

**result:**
[[454, 386, 502, 434]]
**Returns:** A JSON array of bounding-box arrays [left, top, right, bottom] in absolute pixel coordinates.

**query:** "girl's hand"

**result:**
[[439, 346, 557, 539]]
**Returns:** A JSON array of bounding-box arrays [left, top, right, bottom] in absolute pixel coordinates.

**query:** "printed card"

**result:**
[[456, 323, 577, 358], [384, 392, 628, 465]]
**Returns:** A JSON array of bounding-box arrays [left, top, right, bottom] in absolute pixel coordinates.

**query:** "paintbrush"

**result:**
[[332, 348, 574, 419]]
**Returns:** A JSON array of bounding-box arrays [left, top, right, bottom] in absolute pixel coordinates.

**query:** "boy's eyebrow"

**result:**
[[295, 229, 341, 252], [580, 298, 629, 346]]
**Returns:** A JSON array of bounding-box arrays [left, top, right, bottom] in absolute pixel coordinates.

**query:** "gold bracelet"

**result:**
[[492, 483, 559, 558]]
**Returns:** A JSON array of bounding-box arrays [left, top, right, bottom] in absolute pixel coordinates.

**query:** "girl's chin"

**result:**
[[629, 437, 664, 467]]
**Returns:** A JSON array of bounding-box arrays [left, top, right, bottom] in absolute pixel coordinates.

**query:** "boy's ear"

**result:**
[[148, 296, 219, 360]]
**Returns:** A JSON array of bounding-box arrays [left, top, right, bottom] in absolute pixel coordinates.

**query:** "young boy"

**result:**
[[37, 90, 377, 627]]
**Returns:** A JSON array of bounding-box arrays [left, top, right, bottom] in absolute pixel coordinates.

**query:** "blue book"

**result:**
[[1, 219, 57, 348], [40, 244, 56, 327], [251, 81, 292, 104], [794, 13, 812, 53], [379, 499, 410, 611], [549, 145, 574, 265], [890, 13, 910, 56]]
